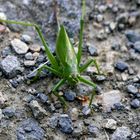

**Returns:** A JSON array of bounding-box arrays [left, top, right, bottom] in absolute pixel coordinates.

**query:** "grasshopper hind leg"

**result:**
[[77, 76, 96, 107], [51, 79, 68, 108]]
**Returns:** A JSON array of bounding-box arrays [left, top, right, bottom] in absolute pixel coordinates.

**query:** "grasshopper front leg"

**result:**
[[0, 19, 59, 69], [28, 62, 62, 82], [79, 59, 100, 74]]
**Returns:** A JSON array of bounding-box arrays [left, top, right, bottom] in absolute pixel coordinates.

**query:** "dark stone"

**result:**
[[2, 107, 15, 117], [130, 99, 140, 109], [115, 60, 128, 72], [37, 93, 48, 103], [95, 75, 106, 82], [9, 79, 19, 88], [58, 114, 73, 134], [134, 41, 140, 53], [113, 103, 124, 110], [88, 124, 99, 137], [64, 90, 76, 102], [16, 118, 44, 140], [125, 30, 140, 43], [23, 94, 35, 103]]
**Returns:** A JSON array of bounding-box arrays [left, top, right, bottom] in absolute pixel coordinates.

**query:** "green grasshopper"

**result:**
[[0, 0, 100, 107]]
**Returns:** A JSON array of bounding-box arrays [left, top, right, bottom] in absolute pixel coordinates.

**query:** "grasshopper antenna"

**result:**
[[53, 0, 60, 31]]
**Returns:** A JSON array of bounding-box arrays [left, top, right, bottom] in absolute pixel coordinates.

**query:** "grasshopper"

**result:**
[[0, 0, 100, 107]]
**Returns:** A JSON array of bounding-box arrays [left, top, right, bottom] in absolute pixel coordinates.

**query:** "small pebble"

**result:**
[[116, 12, 129, 23], [17, 118, 44, 140], [96, 30, 107, 40], [72, 120, 84, 136], [111, 126, 131, 140], [48, 115, 59, 128], [2, 107, 15, 118], [36, 55, 46, 63], [98, 5, 107, 13], [0, 24, 6, 33], [127, 85, 138, 95], [0, 12, 7, 20], [82, 106, 91, 116], [95, 75, 106, 82], [24, 60, 36, 67], [111, 43, 120, 51], [113, 103, 124, 110], [9, 79, 19, 88], [29, 100, 47, 119], [130, 99, 140, 109], [25, 52, 33, 60], [69, 108, 79, 121], [64, 90, 76, 101], [33, 52, 40, 59], [58, 114, 73, 134], [118, 23, 125, 30], [11, 38, 29, 54], [37, 93, 48, 103], [29, 44, 41, 52], [128, 16, 136, 26], [102, 119, 117, 130], [109, 22, 116, 31], [125, 30, 140, 43], [115, 60, 128, 72], [0, 55, 21, 78], [134, 41, 140, 53], [88, 124, 99, 137], [1, 47, 12, 57], [112, 6, 118, 13], [87, 44, 98, 56], [21, 34, 32, 44], [23, 94, 35, 103], [96, 14, 104, 22]]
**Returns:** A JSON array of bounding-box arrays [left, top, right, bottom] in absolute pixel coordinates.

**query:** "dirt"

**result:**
[[0, 0, 140, 140]]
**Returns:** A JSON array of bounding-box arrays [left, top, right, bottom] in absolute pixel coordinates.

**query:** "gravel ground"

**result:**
[[0, 0, 140, 140]]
